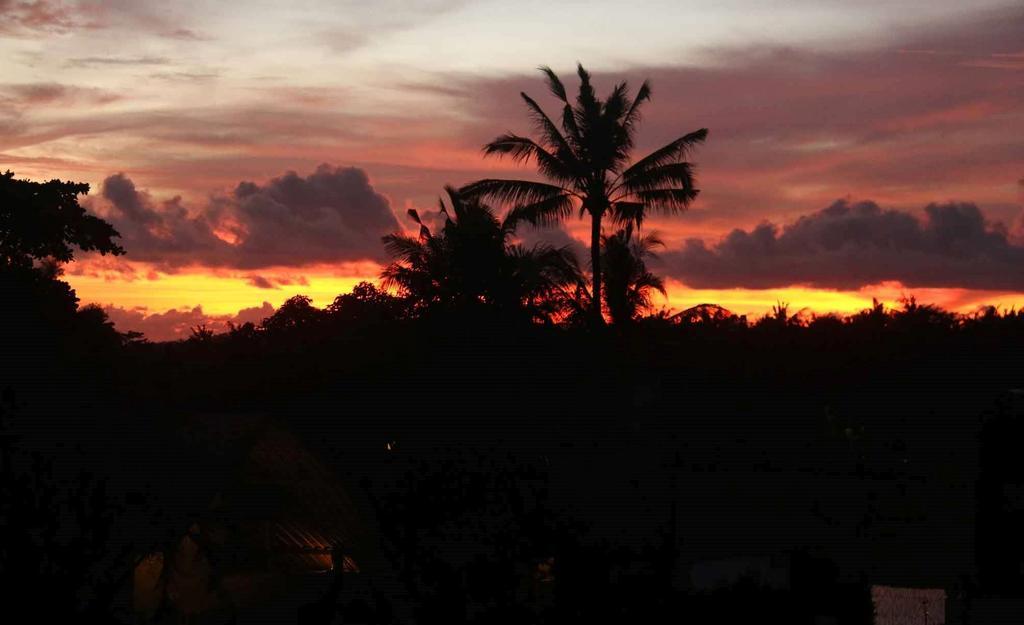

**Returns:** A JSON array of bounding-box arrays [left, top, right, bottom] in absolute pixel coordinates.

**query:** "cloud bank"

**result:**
[[95, 164, 400, 270], [662, 200, 1024, 290]]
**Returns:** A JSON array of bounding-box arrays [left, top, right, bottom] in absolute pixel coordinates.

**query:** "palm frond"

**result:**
[[609, 201, 644, 227], [602, 82, 630, 122], [618, 128, 708, 181], [505, 192, 576, 228], [447, 185, 469, 223], [482, 134, 576, 183], [520, 92, 576, 160], [561, 103, 581, 144], [538, 65, 568, 103], [623, 80, 651, 130], [382, 233, 425, 260], [635, 187, 701, 213], [615, 162, 696, 197], [637, 231, 665, 254], [574, 63, 601, 128], [404, 208, 432, 239], [442, 184, 459, 205], [460, 178, 570, 207], [602, 82, 636, 162], [626, 270, 667, 317], [632, 271, 667, 297], [576, 63, 595, 106]]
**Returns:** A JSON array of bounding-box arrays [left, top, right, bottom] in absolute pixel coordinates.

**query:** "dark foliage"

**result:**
[[381, 187, 582, 323], [1, 170, 123, 268], [1, 172, 128, 377], [601, 225, 665, 324]]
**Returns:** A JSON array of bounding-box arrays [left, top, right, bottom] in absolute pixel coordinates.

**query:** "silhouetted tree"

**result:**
[[261, 294, 325, 334], [754, 301, 808, 330], [328, 281, 406, 326], [381, 186, 582, 322], [891, 295, 957, 333], [461, 64, 707, 323], [0, 170, 123, 269], [600, 225, 665, 324], [189, 324, 216, 343], [1, 172, 127, 366]]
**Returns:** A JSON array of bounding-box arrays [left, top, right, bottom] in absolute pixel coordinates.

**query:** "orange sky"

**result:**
[[3, 1, 1023, 340]]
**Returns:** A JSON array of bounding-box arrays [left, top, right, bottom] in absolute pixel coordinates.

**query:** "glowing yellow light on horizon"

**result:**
[[66, 263, 1024, 331], [662, 280, 1024, 319], [67, 263, 380, 315]]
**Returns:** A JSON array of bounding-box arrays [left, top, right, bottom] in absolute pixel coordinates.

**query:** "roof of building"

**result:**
[[177, 413, 377, 575]]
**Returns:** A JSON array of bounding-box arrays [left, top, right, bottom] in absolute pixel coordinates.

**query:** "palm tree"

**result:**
[[381, 186, 582, 322], [601, 225, 666, 324], [460, 63, 707, 323]]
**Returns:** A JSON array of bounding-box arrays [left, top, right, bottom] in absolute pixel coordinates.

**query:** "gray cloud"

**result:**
[[97, 164, 400, 270], [243, 274, 308, 289], [661, 200, 1024, 290], [228, 164, 400, 266], [66, 56, 172, 67], [161, 27, 205, 41], [246, 275, 277, 289], [2, 82, 66, 104], [102, 173, 162, 225], [0, 82, 123, 119]]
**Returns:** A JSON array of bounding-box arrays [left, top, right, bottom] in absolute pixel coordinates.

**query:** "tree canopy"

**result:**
[[1, 171, 124, 269], [381, 186, 583, 323]]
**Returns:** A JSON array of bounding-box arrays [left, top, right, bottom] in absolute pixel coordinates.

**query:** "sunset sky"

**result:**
[[2, 0, 1023, 340]]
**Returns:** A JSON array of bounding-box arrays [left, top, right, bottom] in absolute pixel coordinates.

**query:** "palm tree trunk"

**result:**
[[590, 211, 604, 325]]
